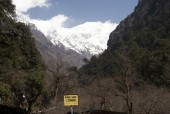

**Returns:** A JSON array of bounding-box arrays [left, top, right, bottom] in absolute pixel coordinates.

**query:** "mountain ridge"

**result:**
[[34, 21, 118, 57]]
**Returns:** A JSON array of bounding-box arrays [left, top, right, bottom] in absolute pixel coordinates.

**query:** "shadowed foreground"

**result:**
[[0, 105, 25, 114], [82, 110, 127, 114]]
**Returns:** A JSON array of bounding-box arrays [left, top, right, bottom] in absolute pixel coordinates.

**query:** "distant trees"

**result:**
[[82, 58, 89, 64], [86, 78, 115, 111], [133, 84, 170, 114]]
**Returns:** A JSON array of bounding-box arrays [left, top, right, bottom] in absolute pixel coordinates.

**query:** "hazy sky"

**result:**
[[13, 0, 138, 27]]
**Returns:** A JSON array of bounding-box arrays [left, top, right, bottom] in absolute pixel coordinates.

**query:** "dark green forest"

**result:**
[[0, 0, 50, 112]]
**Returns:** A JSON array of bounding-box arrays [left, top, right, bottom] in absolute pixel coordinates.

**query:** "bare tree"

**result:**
[[47, 61, 69, 98], [135, 85, 170, 114], [47, 61, 83, 109], [86, 78, 115, 111], [113, 48, 139, 114]]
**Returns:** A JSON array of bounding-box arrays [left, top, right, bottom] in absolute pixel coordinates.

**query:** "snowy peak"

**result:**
[[43, 21, 118, 56], [15, 13, 118, 57]]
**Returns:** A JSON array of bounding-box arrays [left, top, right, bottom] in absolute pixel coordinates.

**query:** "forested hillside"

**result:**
[[77, 0, 170, 113], [0, 0, 49, 112], [80, 0, 170, 86]]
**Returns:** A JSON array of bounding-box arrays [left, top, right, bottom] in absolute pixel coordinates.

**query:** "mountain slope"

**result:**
[[29, 24, 86, 68], [80, 0, 170, 85]]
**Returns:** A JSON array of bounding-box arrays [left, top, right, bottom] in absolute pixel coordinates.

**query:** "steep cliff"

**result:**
[[108, 0, 170, 47]]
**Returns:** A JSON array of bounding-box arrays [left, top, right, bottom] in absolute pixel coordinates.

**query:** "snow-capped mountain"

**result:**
[[29, 23, 86, 68], [41, 21, 118, 57], [16, 13, 118, 58]]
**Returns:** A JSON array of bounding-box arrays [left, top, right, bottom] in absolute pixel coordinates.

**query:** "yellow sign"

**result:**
[[64, 94, 78, 106]]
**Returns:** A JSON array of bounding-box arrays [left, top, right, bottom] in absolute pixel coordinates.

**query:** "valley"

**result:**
[[0, 0, 170, 114]]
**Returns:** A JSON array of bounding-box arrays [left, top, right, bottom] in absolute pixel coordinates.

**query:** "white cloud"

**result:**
[[12, 0, 51, 13], [31, 15, 69, 35]]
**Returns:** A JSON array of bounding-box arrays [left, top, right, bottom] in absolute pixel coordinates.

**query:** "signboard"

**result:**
[[64, 94, 78, 106]]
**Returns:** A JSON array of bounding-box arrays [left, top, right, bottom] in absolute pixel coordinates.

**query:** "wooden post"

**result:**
[[71, 106, 74, 114]]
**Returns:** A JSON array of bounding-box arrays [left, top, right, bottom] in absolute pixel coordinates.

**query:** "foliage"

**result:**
[[79, 0, 170, 87], [0, 0, 15, 16], [0, 0, 49, 111]]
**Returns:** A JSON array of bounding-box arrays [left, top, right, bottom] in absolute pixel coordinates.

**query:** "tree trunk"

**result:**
[[128, 102, 133, 114], [27, 101, 33, 114]]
